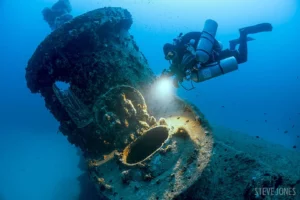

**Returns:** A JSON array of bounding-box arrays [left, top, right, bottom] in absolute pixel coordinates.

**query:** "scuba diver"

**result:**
[[42, 0, 73, 30], [162, 21, 273, 89]]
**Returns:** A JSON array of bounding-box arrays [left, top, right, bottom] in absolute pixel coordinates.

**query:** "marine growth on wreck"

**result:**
[[25, 6, 300, 200]]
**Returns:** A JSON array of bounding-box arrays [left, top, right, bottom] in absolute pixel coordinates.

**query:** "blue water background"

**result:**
[[0, 0, 299, 199]]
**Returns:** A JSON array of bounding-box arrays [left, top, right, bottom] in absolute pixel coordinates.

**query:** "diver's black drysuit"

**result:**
[[164, 32, 247, 79], [163, 23, 273, 85]]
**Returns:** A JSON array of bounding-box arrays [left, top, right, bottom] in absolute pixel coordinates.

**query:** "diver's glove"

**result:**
[[160, 69, 173, 78], [172, 74, 185, 88], [172, 77, 180, 88]]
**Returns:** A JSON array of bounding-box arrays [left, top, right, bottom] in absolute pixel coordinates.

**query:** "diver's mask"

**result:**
[[165, 50, 177, 61]]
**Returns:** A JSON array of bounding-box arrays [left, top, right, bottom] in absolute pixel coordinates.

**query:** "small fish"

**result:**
[[256, 136, 260, 139], [264, 113, 267, 115], [177, 117, 180, 119], [221, 106, 225, 108], [265, 120, 267, 123], [293, 145, 296, 149], [284, 130, 288, 134], [297, 135, 299, 138], [292, 125, 295, 128], [186, 120, 189, 123]]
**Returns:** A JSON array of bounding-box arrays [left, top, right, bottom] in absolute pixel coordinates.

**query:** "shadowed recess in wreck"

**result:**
[[123, 126, 169, 164]]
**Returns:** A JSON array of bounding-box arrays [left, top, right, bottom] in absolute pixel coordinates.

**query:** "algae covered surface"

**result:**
[[25, 6, 300, 200]]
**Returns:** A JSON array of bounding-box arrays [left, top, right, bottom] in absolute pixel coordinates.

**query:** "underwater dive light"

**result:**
[[156, 77, 173, 95], [150, 76, 175, 101]]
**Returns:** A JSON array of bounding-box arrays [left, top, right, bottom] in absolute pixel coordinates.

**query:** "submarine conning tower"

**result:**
[[25, 7, 300, 200], [25, 7, 156, 155]]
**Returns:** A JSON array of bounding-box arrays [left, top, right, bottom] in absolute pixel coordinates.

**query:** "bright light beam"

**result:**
[[156, 78, 173, 95], [150, 77, 175, 102]]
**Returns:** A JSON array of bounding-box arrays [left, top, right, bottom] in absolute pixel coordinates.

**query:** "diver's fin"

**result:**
[[229, 37, 255, 50], [239, 23, 273, 35]]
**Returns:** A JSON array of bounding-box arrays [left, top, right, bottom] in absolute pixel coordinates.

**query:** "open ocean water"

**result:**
[[0, 0, 299, 199]]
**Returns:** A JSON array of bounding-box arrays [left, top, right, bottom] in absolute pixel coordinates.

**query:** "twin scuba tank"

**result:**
[[192, 19, 238, 83]]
